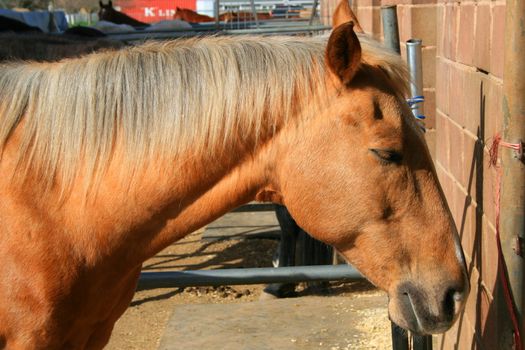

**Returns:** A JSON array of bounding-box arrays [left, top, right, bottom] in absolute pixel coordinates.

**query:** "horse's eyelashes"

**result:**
[[369, 148, 403, 164]]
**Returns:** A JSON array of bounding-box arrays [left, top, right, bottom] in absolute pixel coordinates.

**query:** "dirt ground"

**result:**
[[105, 229, 391, 350]]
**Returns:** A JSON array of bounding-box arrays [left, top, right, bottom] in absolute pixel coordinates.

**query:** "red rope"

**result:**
[[489, 134, 522, 350]]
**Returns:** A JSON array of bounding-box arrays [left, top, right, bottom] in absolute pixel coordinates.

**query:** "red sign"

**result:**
[[115, 0, 196, 23]]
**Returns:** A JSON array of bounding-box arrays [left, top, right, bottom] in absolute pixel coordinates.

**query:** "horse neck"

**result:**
[[142, 148, 273, 257], [52, 136, 277, 266]]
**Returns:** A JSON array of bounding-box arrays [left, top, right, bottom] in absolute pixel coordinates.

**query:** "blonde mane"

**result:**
[[0, 34, 408, 190]]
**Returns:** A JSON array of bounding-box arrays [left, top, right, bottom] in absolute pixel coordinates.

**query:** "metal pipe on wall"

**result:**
[[381, 5, 400, 54], [406, 39, 424, 119], [214, 0, 220, 29], [502, 0, 525, 348]]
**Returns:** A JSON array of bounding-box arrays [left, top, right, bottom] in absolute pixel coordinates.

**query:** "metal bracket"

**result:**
[[515, 140, 524, 162], [512, 236, 524, 257]]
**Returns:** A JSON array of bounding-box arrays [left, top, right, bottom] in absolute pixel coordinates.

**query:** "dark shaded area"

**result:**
[[64, 26, 106, 38], [0, 15, 42, 32], [264, 205, 334, 298], [0, 31, 124, 62], [142, 238, 278, 272]]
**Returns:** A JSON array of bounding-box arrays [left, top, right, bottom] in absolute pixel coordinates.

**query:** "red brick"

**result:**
[[481, 218, 498, 296], [474, 3, 491, 72], [464, 266, 481, 323], [457, 314, 478, 350], [438, 316, 460, 348], [490, 5, 505, 79], [461, 132, 478, 195], [356, 7, 381, 38], [460, 201, 477, 259], [424, 129, 436, 159], [354, 0, 381, 6], [397, 5, 412, 43], [423, 88, 436, 127], [484, 79, 503, 140], [453, 184, 469, 237], [436, 4, 445, 55], [482, 151, 498, 225], [435, 110, 450, 169], [448, 121, 464, 182], [356, 7, 373, 34], [463, 70, 484, 136], [440, 167, 454, 204], [457, 4, 476, 65], [479, 286, 501, 350], [320, 0, 337, 25], [422, 46, 436, 88], [382, 0, 437, 4], [449, 181, 461, 227], [372, 7, 382, 38], [448, 188, 461, 229], [443, 4, 459, 60], [465, 223, 478, 272], [448, 64, 466, 126], [435, 161, 448, 188], [410, 6, 437, 46], [436, 58, 450, 115], [399, 41, 407, 62]]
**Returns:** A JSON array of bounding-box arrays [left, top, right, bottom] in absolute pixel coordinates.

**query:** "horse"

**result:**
[[173, 7, 272, 23], [173, 7, 216, 23], [98, 0, 149, 28], [223, 11, 273, 21], [0, 1, 469, 348]]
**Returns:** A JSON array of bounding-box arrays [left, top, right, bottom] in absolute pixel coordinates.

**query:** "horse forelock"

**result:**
[[0, 34, 409, 192]]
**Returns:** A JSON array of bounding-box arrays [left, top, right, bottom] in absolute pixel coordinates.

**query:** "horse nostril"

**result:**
[[453, 290, 465, 302], [443, 287, 463, 321]]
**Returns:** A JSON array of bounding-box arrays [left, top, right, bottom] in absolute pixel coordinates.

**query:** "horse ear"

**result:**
[[108, 0, 112, 6], [332, 0, 364, 33], [325, 21, 362, 85], [99, 1, 103, 7]]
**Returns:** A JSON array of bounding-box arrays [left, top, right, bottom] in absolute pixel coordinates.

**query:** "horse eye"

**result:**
[[369, 149, 403, 164]]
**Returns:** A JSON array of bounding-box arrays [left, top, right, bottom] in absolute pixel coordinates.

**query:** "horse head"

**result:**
[[98, 1, 113, 21], [259, 5, 469, 335], [173, 7, 183, 20]]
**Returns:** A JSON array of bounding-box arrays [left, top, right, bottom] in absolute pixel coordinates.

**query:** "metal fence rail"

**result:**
[[138, 264, 362, 289], [103, 23, 330, 42]]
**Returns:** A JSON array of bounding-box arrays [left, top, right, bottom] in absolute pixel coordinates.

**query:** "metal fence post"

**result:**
[[214, 0, 220, 29], [381, 5, 400, 54]]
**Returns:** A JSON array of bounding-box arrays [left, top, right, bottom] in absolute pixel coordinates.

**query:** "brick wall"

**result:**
[[321, 0, 513, 348], [435, 0, 512, 348]]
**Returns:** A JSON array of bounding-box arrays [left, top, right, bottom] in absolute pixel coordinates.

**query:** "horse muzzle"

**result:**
[[388, 280, 469, 334]]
